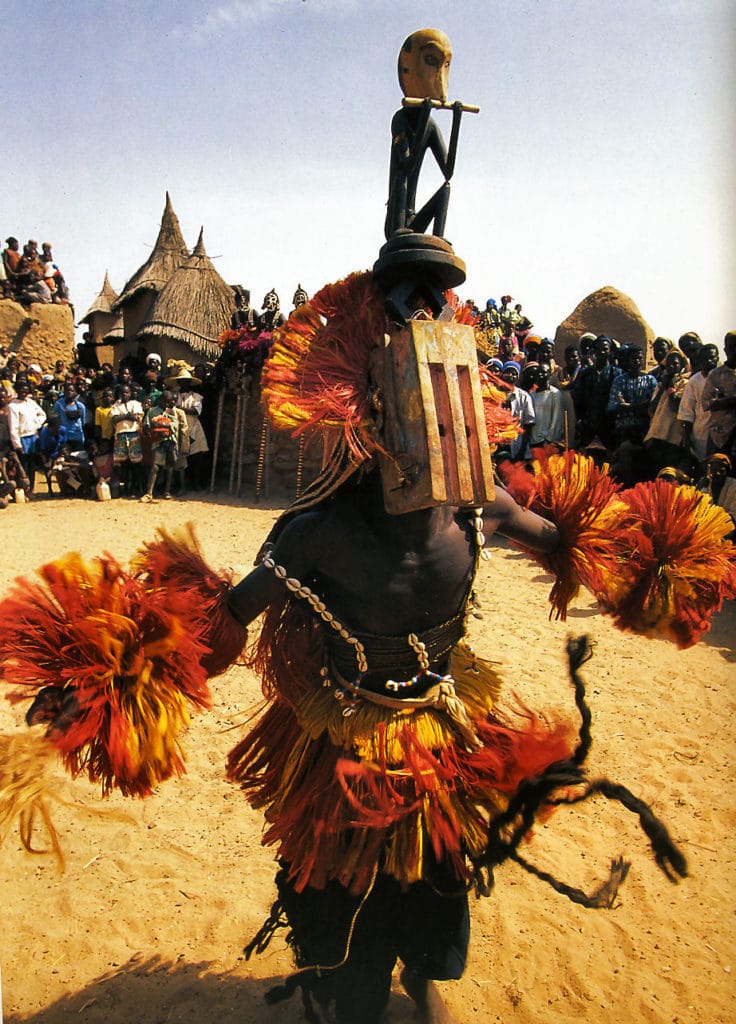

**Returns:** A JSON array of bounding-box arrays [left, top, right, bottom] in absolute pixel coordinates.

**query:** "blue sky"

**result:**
[[2, 0, 734, 345]]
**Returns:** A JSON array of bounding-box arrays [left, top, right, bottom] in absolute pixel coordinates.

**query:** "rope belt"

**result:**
[[330, 663, 482, 752]]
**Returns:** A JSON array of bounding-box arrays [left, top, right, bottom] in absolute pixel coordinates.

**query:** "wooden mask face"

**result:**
[[398, 28, 452, 103]]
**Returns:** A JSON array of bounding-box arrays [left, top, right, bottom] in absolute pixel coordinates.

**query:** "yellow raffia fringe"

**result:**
[[0, 729, 138, 870], [295, 644, 503, 764], [0, 729, 65, 868]]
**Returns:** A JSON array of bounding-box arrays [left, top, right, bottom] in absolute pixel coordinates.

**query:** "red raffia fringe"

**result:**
[[508, 450, 623, 620], [504, 453, 736, 644], [597, 480, 736, 647], [0, 552, 211, 797], [131, 523, 248, 677], [262, 272, 387, 462], [226, 693, 573, 895], [262, 272, 499, 462]]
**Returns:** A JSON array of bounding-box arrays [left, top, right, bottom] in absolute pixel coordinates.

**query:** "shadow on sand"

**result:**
[[8, 954, 418, 1024]]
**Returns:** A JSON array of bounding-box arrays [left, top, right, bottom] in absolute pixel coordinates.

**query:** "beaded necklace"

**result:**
[[261, 507, 488, 716]]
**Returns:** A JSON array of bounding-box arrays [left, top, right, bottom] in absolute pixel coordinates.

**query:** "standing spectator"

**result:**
[[110, 384, 145, 498], [678, 343, 720, 472], [578, 332, 597, 368], [572, 335, 617, 449], [649, 337, 673, 381], [499, 361, 535, 460], [140, 390, 188, 503], [522, 335, 541, 366], [536, 339, 558, 378], [40, 386, 59, 420], [697, 454, 736, 537], [644, 348, 690, 473], [524, 363, 566, 451], [678, 332, 703, 374], [607, 345, 658, 446], [0, 389, 11, 452], [7, 380, 46, 493], [497, 325, 521, 364], [167, 367, 209, 492], [53, 382, 86, 450], [551, 345, 581, 448], [550, 345, 581, 389], [702, 331, 736, 461], [94, 387, 116, 445]]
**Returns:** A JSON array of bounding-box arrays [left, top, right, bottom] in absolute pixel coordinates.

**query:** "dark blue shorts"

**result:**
[[275, 862, 469, 1023]]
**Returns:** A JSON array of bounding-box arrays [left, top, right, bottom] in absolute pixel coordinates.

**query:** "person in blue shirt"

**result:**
[[37, 414, 67, 494], [52, 382, 86, 449]]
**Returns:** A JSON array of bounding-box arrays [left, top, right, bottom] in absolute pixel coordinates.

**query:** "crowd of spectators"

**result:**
[[0, 350, 213, 508], [1, 321, 734, 534], [1, 237, 70, 306], [487, 328, 736, 533]]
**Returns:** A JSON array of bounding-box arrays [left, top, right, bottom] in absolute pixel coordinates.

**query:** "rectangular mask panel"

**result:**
[[379, 319, 495, 514]]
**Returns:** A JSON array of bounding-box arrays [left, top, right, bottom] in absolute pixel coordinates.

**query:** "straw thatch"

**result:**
[[136, 229, 236, 359], [78, 272, 118, 325], [102, 318, 124, 343], [112, 193, 189, 311]]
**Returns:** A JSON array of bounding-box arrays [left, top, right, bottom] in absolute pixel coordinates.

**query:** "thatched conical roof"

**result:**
[[78, 272, 118, 325], [113, 193, 188, 310], [136, 228, 236, 358]]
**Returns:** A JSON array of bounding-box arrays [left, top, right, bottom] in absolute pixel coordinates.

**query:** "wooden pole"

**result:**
[[209, 389, 225, 493], [236, 390, 249, 496], [229, 393, 242, 495]]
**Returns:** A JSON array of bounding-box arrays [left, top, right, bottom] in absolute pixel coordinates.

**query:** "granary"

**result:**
[[136, 228, 235, 367], [77, 271, 123, 366], [111, 192, 188, 361]]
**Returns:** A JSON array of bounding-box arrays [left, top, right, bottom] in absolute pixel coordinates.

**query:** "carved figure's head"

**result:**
[[292, 284, 308, 308], [262, 289, 280, 312], [398, 28, 452, 103]]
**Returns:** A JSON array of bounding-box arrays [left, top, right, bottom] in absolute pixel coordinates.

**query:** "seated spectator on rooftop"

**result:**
[[0, 244, 9, 298], [18, 271, 53, 305], [2, 237, 22, 276], [40, 242, 70, 303]]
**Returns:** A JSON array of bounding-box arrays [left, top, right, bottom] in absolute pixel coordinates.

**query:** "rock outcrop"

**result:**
[[0, 299, 75, 369], [554, 286, 654, 361]]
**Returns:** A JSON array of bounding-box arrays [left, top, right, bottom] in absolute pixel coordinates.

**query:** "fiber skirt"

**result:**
[[227, 642, 573, 895]]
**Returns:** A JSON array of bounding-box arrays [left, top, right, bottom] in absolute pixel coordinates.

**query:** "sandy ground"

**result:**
[[0, 492, 734, 1024]]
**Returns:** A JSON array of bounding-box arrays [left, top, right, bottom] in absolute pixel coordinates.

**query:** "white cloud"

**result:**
[[176, 0, 356, 38]]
